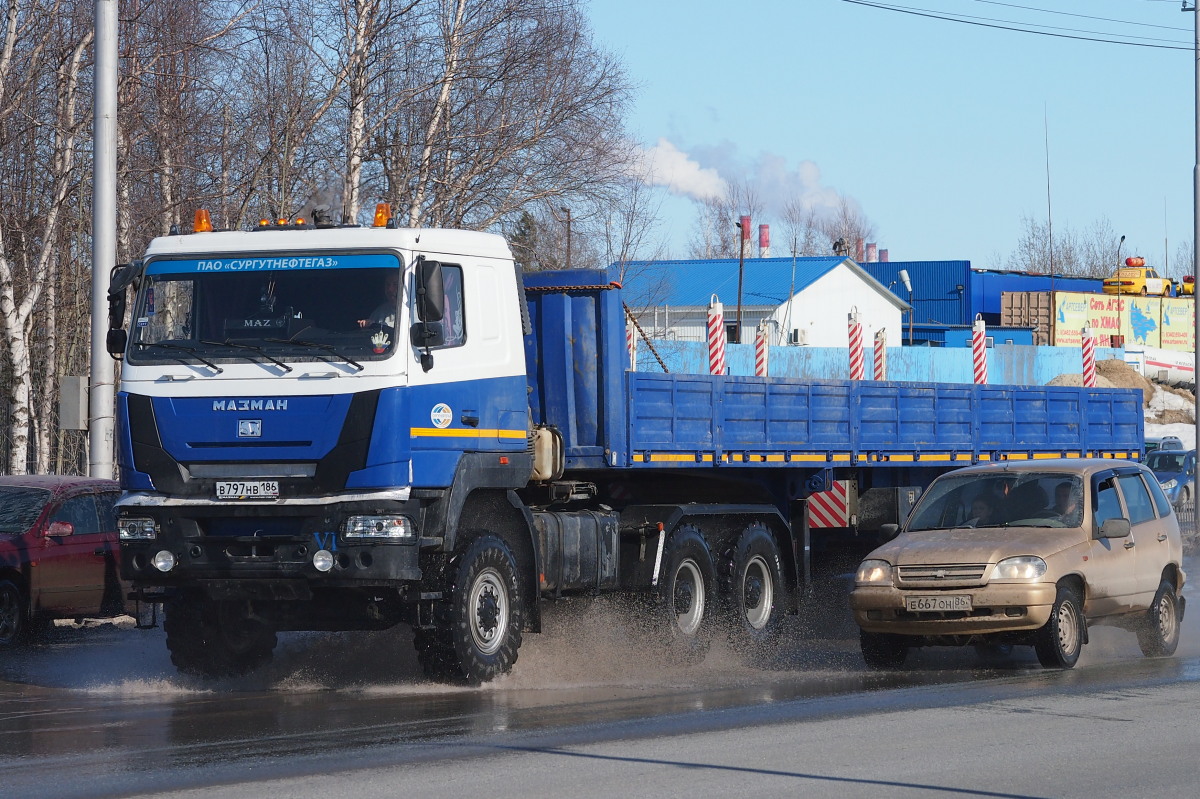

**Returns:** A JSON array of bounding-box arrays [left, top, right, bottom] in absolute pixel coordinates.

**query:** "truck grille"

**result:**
[[896, 563, 988, 586]]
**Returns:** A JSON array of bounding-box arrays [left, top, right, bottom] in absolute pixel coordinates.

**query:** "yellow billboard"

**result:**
[[1050, 292, 1194, 351]]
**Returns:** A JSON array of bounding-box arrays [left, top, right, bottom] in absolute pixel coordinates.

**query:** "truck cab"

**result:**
[[110, 210, 534, 680]]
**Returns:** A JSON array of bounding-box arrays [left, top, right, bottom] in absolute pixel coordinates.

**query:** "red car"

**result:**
[[0, 475, 124, 644]]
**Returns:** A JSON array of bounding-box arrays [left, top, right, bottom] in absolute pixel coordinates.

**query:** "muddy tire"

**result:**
[[860, 629, 908, 668], [164, 595, 277, 678], [0, 579, 29, 646], [1034, 584, 1084, 669], [723, 524, 787, 649], [438, 533, 524, 685], [657, 526, 716, 663], [1137, 580, 1180, 658]]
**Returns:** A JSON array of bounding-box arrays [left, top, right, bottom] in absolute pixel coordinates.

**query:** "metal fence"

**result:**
[[1175, 500, 1197, 555]]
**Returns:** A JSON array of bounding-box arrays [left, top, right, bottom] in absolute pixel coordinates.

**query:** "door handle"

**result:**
[[94, 548, 108, 556], [1123, 540, 1136, 549], [1157, 534, 1168, 542], [461, 413, 479, 427]]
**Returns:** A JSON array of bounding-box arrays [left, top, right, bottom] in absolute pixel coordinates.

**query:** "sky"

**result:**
[[586, 0, 1197, 273]]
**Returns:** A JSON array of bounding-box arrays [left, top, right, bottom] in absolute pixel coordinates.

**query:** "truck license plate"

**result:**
[[905, 594, 972, 612], [215, 480, 279, 500]]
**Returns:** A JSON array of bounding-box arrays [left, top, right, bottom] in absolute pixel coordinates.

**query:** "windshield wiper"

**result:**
[[200, 340, 293, 373], [134, 341, 223, 374], [264, 338, 363, 371]]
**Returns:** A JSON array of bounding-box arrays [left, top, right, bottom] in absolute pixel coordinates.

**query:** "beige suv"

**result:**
[[850, 459, 1186, 669]]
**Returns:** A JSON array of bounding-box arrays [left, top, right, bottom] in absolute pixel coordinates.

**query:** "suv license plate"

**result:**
[[906, 594, 972, 612], [216, 480, 279, 500]]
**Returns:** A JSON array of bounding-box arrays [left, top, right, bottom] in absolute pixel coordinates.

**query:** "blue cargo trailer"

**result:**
[[108, 228, 1145, 685]]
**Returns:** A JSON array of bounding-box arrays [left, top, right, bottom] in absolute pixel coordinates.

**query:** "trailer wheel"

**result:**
[[656, 526, 715, 663], [164, 595, 277, 678], [439, 533, 524, 685], [723, 524, 787, 649]]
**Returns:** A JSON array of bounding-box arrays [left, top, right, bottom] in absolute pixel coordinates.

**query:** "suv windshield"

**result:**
[[1146, 451, 1189, 473], [0, 486, 51, 535], [126, 253, 403, 365], [906, 472, 1085, 531]]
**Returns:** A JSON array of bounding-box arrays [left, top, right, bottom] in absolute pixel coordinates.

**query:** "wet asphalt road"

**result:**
[[2, 555, 1198, 799]]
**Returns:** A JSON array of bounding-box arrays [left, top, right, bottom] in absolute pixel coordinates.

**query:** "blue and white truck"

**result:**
[[106, 206, 1145, 683]]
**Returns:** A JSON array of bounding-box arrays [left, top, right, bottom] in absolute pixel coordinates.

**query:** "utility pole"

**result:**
[[560, 207, 572, 269], [735, 219, 745, 343], [90, 0, 118, 478]]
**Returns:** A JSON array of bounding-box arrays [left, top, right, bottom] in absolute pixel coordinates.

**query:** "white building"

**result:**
[[618, 255, 911, 347]]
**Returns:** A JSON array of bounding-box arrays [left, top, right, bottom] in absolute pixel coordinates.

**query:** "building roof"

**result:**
[[618, 256, 909, 310]]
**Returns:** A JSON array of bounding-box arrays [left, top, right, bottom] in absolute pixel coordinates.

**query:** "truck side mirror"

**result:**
[[106, 328, 128, 356], [416, 258, 444, 322]]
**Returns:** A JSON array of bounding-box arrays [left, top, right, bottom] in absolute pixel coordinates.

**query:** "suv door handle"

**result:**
[[1123, 540, 1136, 549], [94, 547, 107, 556], [1157, 534, 1168, 542]]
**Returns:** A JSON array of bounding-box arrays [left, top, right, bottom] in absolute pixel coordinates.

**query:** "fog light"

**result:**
[[313, 549, 334, 572], [152, 550, 176, 572]]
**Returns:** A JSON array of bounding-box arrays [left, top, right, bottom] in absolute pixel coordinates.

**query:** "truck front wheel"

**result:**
[[163, 595, 278, 678], [418, 533, 524, 686]]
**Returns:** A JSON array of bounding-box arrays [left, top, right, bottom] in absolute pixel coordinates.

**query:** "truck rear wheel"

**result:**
[[723, 524, 787, 649], [417, 533, 524, 686], [657, 526, 715, 663], [164, 595, 277, 678]]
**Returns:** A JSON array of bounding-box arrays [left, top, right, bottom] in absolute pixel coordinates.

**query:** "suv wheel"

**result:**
[[1136, 580, 1180, 658], [1034, 584, 1083, 668]]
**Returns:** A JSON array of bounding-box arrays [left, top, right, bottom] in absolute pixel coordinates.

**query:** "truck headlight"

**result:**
[[856, 559, 893, 585], [119, 517, 158, 540], [342, 515, 414, 539], [1160, 479, 1178, 491], [990, 556, 1047, 581]]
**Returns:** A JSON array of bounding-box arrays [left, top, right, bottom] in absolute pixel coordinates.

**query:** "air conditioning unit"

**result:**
[[789, 329, 808, 345]]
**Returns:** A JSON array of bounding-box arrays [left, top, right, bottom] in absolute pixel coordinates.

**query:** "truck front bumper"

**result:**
[[118, 492, 431, 589]]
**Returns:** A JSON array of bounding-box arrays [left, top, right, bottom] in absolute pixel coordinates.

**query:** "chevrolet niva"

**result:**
[[850, 459, 1186, 669]]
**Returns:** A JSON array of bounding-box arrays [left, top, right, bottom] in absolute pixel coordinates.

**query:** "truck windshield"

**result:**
[[126, 253, 404, 365], [905, 472, 1085, 531]]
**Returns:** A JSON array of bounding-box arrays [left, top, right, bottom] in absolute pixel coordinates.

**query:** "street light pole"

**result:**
[[1191, 1, 1200, 416], [1117, 234, 1126, 347], [560, 206, 572, 269], [735, 220, 745, 344]]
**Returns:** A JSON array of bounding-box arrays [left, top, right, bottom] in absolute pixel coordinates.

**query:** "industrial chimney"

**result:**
[[758, 224, 770, 258], [740, 215, 751, 259]]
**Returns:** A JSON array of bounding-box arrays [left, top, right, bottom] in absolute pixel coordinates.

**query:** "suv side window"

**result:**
[[1094, 478, 1122, 529], [95, 492, 118, 530], [50, 495, 101, 535], [1145, 473, 1173, 517], [1117, 474, 1156, 525]]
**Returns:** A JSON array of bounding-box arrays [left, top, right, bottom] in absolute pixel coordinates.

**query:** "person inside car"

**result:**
[[1047, 481, 1082, 526]]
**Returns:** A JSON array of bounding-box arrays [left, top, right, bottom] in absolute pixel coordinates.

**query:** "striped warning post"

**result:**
[[873, 328, 887, 380], [1081, 326, 1096, 388], [626, 319, 637, 371], [808, 480, 850, 528], [755, 323, 769, 377], [972, 316, 988, 385], [707, 295, 726, 376], [848, 311, 864, 380]]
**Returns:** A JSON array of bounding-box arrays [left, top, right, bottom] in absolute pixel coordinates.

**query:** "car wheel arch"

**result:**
[[1059, 574, 1090, 645]]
